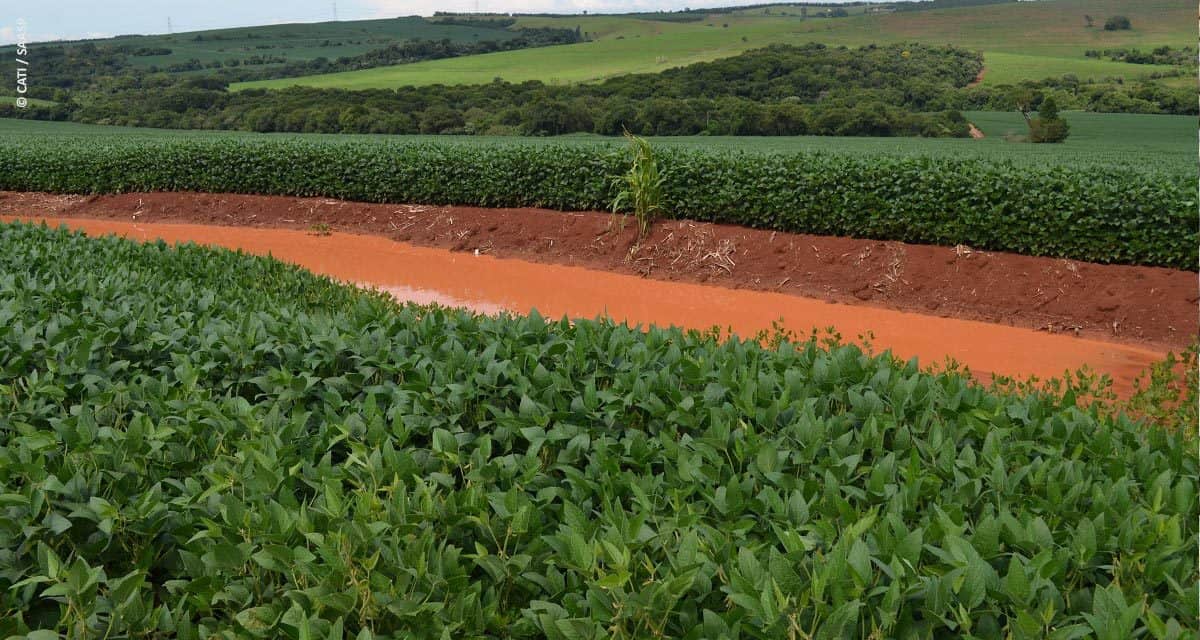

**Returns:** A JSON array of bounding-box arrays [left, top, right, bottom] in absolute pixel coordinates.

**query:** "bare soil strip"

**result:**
[[1, 190, 1194, 351]]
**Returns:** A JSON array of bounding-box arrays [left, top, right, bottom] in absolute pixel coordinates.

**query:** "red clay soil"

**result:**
[[2, 190, 1195, 350], [967, 67, 986, 87], [2, 214, 1169, 397]]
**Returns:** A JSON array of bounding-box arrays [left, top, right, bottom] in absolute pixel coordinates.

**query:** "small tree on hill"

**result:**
[[1038, 97, 1059, 121], [1084, 14, 1094, 28], [1104, 15, 1131, 30], [1011, 87, 1040, 126], [1028, 97, 1070, 143]]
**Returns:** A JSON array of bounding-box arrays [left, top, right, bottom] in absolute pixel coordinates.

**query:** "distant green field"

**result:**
[[1, 110, 1189, 175], [234, 0, 1190, 90], [730, 4, 877, 16], [0, 17, 518, 72], [662, 111, 1193, 173], [977, 51, 1179, 85], [0, 96, 55, 107], [236, 17, 796, 89]]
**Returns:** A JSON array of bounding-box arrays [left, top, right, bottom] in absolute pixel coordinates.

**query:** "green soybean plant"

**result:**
[[0, 222, 1196, 638], [0, 134, 1193, 268]]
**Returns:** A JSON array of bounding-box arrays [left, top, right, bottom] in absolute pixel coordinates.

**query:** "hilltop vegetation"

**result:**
[[233, 0, 1192, 90], [3, 0, 1193, 143], [9, 31, 1192, 141], [2, 17, 580, 96], [0, 222, 1195, 637], [10, 44, 982, 137], [2, 0, 1193, 140]]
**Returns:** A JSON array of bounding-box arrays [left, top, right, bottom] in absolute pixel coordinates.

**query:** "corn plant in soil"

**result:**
[[610, 131, 668, 239], [0, 222, 1195, 639]]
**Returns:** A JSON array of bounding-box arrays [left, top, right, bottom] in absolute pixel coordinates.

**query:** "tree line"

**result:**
[[1084, 45, 1197, 67], [955, 75, 1196, 116]]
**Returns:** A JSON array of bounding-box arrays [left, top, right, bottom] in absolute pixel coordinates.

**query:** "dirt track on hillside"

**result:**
[[967, 66, 986, 87], [2, 190, 1194, 350]]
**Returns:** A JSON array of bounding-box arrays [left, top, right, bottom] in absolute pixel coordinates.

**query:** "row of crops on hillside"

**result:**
[[2, 116, 1193, 174], [0, 137, 1192, 269], [0, 221, 1196, 637]]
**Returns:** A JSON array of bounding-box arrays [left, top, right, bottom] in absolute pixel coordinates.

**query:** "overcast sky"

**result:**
[[2, 0, 872, 45]]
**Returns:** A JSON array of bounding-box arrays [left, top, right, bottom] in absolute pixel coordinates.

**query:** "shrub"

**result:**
[[1037, 96, 1060, 121], [1028, 98, 1071, 143], [1104, 15, 1132, 30], [1028, 117, 1070, 143]]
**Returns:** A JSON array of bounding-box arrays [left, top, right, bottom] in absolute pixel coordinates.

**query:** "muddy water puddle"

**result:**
[[7, 216, 1165, 395], [365, 284, 509, 316]]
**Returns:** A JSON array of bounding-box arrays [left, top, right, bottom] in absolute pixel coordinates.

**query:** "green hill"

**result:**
[[0, 16, 520, 75], [233, 0, 1191, 90]]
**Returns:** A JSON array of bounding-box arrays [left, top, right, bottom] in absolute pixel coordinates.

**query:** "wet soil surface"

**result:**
[[0, 215, 1168, 396], [2, 190, 1195, 350]]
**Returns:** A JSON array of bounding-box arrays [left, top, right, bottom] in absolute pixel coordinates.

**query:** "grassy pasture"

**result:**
[[729, 4, 877, 16], [234, 17, 788, 89], [233, 0, 1191, 91], [977, 51, 1177, 86], [0, 96, 56, 107]]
